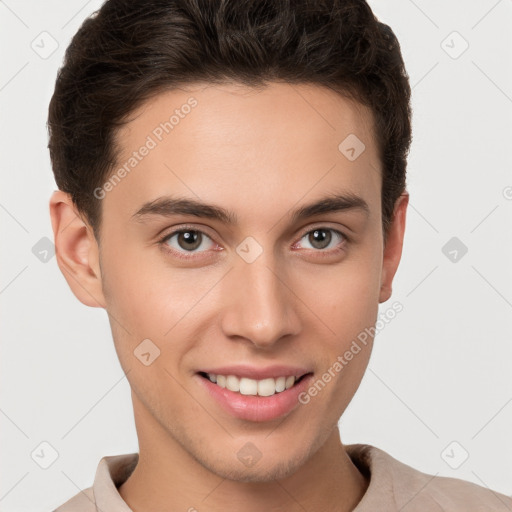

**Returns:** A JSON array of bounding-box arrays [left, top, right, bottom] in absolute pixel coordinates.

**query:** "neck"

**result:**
[[119, 393, 368, 512]]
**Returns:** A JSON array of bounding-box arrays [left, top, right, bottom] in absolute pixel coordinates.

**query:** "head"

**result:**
[[48, 0, 411, 482]]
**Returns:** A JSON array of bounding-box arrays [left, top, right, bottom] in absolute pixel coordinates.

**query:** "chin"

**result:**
[[194, 446, 311, 483], [214, 459, 303, 483]]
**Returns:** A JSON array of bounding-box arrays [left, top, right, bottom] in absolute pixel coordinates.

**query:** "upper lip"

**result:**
[[198, 365, 312, 380]]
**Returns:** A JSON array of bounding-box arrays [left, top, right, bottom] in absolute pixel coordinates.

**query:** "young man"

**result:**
[[47, 0, 511, 510]]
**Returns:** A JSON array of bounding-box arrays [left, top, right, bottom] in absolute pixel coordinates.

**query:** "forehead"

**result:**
[[105, 82, 381, 226], [117, 81, 377, 156]]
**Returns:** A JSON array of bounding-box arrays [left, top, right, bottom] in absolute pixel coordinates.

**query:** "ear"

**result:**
[[49, 190, 106, 308], [379, 191, 409, 303]]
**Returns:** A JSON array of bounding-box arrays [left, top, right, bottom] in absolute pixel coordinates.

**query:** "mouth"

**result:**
[[197, 371, 312, 397], [196, 370, 315, 422]]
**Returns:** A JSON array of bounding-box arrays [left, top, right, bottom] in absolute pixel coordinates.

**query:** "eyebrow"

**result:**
[[131, 192, 370, 226]]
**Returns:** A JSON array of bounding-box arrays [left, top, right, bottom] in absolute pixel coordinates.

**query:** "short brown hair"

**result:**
[[47, 0, 412, 241]]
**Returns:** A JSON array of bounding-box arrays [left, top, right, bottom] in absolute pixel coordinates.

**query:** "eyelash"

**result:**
[[157, 224, 349, 260]]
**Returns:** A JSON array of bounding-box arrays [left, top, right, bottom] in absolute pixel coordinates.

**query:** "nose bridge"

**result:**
[[220, 250, 301, 347]]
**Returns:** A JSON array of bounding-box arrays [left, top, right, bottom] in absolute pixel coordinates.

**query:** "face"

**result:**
[[51, 82, 407, 482]]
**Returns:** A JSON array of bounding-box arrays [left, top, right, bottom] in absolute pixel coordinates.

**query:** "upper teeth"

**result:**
[[207, 373, 297, 396]]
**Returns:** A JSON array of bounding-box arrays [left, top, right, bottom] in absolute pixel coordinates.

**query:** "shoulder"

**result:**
[[347, 443, 512, 511], [52, 487, 96, 512], [51, 452, 138, 511]]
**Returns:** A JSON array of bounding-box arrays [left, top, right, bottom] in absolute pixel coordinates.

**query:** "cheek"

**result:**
[[100, 243, 223, 369], [101, 238, 182, 329], [99, 240, 174, 372], [300, 246, 381, 394], [302, 277, 377, 417], [315, 251, 382, 334]]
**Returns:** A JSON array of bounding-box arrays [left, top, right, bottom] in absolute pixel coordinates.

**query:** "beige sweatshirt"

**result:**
[[53, 444, 512, 511]]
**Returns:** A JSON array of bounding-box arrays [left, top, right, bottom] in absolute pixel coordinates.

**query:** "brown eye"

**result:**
[[176, 230, 202, 251], [161, 229, 215, 255], [308, 229, 331, 249], [299, 228, 345, 251]]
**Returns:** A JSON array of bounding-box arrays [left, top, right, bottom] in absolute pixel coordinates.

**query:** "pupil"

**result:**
[[309, 229, 331, 249], [179, 231, 201, 250]]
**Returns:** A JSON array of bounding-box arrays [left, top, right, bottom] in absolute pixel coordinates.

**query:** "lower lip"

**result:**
[[196, 373, 314, 422]]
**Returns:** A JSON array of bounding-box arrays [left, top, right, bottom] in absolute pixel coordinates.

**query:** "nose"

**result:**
[[220, 253, 302, 349]]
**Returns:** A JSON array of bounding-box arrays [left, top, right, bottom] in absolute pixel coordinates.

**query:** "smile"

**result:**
[[199, 372, 309, 397]]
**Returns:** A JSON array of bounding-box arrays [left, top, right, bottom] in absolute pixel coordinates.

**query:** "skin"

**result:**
[[49, 82, 408, 512]]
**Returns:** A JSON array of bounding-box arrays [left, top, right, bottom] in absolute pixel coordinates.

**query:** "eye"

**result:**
[[158, 225, 348, 261], [159, 226, 217, 259], [295, 227, 347, 253]]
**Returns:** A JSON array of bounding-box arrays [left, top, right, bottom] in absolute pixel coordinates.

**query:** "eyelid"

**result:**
[[158, 222, 349, 258], [295, 223, 350, 243], [157, 224, 221, 261], [158, 223, 219, 247]]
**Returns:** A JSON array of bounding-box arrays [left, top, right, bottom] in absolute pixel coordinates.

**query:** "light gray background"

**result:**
[[1, 1, 511, 510]]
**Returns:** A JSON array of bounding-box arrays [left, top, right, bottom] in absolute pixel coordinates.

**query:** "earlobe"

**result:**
[[49, 190, 106, 308], [379, 192, 409, 304]]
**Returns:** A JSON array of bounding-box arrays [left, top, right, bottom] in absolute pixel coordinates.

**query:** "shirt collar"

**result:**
[[93, 452, 138, 511], [91, 444, 388, 511]]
